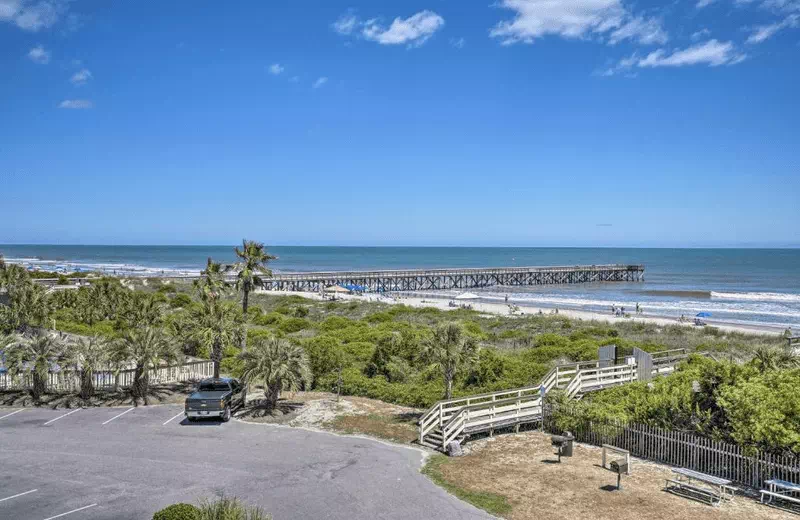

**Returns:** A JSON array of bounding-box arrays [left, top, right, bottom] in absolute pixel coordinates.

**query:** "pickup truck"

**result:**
[[184, 377, 245, 422]]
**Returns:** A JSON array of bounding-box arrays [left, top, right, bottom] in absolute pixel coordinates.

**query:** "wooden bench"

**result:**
[[665, 479, 720, 506]]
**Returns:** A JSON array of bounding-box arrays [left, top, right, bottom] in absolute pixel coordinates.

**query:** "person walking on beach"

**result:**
[[636, 302, 640, 314]]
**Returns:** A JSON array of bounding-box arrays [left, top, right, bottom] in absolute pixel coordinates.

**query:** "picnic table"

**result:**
[[664, 468, 737, 506], [761, 479, 800, 508]]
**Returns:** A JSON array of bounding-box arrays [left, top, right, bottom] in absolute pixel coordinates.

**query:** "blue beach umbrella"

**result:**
[[696, 312, 712, 318]]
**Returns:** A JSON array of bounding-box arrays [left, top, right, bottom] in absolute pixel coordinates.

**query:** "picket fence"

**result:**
[[543, 406, 800, 491], [0, 360, 214, 392]]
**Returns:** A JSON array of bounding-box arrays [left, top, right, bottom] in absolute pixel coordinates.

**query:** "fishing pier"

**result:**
[[261, 264, 644, 293]]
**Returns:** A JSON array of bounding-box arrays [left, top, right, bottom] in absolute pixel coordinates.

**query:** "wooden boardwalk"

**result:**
[[262, 264, 644, 292]]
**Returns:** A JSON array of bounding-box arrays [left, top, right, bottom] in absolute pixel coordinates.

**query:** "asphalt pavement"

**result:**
[[0, 405, 492, 520]]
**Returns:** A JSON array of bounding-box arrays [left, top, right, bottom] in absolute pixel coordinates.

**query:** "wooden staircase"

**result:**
[[418, 349, 686, 451]]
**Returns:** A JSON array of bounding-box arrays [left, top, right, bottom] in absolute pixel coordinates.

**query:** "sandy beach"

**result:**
[[265, 290, 786, 337]]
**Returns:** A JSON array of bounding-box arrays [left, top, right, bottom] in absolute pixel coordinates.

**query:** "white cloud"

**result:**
[[696, 0, 717, 8], [691, 28, 712, 40], [746, 14, 799, 43], [490, 0, 668, 46], [332, 12, 359, 35], [638, 40, 746, 67], [604, 39, 746, 75], [312, 77, 328, 89], [450, 37, 466, 49], [58, 99, 93, 109], [333, 10, 445, 48], [269, 63, 284, 75], [70, 68, 92, 85], [289, 75, 300, 83], [27, 44, 49, 64], [0, 0, 65, 31], [609, 16, 668, 45]]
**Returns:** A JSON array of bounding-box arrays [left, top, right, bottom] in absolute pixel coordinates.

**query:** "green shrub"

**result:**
[[293, 306, 309, 318], [197, 496, 271, 520], [253, 312, 284, 326], [277, 317, 311, 334], [170, 293, 193, 309], [152, 503, 200, 520]]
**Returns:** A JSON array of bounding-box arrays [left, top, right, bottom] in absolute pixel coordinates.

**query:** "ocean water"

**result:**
[[1, 245, 799, 329]]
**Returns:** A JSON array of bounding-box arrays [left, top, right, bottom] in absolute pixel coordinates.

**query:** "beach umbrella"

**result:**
[[455, 292, 480, 300], [696, 312, 712, 318]]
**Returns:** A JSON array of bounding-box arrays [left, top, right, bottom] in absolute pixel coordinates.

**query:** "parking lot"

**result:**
[[0, 405, 491, 520]]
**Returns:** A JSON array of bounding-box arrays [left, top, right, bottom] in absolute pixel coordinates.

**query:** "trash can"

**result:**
[[561, 431, 574, 457]]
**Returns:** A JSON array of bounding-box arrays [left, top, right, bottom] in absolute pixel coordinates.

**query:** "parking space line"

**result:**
[[0, 409, 24, 420], [42, 503, 98, 520], [162, 411, 184, 426], [0, 489, 37, 502], [101, 407, 134, 425], [43, 408, 82, 426]]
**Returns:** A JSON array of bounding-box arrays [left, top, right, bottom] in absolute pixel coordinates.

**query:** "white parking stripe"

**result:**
[[43, 408, 82, 425], [163, 411, 184, 426], [0, 409, 24, 420], [101, 407, 134, 425], [42, 503, 98, 520], [0, 489, 37, 502]]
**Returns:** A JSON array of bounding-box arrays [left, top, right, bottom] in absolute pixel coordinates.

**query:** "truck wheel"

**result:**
[[222, 405, 231, 422]]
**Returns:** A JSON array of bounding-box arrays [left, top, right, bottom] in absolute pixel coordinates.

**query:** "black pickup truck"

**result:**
[[184, 377, 245, 422]]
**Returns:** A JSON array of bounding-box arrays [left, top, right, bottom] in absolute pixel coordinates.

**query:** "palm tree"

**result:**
[[121, 292, 164, 329], [0, 277, 50, 333], [4, 332, 66, 402], [189, 300, 244, 378], [110, 327, 179, 403], [751, 345, 800, 373], [240, 336, 310, 411], [66, 335, 109, 400], [194, 257, 228, 303], [422, 322, 480, 400], [229, 240, 276, 352]]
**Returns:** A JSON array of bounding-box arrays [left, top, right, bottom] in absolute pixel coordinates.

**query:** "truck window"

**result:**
[[198, 382, 230, 392]]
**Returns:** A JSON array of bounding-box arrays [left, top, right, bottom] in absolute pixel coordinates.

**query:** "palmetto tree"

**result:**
[[422, 322, 480, 400], [240, 336, 310, 410], [0, 276, 50, 334], [194, 257, 228, 303], [229, 240, 276, 352], [66, 335, 109, 400], [121, 291, 164, 329], [109, 327, 179, 403], [4, 332, 67, 402], [751, 345, 800, 373], [189, 300, 244, 378]]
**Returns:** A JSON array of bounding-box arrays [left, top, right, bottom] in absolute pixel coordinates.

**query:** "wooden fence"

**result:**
[[0, 360, 214, 392], [543, 405, 800, 491]]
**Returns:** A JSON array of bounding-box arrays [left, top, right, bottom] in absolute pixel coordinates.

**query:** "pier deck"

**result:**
[[261, 264, 644, 292]]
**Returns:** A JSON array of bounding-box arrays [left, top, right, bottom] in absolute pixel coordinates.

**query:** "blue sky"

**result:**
[[1, 0, 798, 247]]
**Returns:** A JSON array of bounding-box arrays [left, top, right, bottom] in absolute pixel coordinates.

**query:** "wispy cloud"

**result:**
[[490, 0, 668, 46], [696, 0, 717, 8], [691, 28, 712, 40], [289, 76, 300, 83], [69, 68, 91, 85], [333, 10, 445, 48], [312, 77, 328, 89], [746, 14, 799, 43], [268, 63, 284, 75], [0, 0, 67, 31], [603, 40, 746, 75], [449, 37, 466, 49], [27, 44, 49, 64], [58, 99, 93, 109]]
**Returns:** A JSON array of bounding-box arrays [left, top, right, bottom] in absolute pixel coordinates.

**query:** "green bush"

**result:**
[[152, 503, 200, 520], [253, 312, 284, 326], [170, 293, 193, 309], [277, 317, 311, 334], [198, 496, 271, 520]]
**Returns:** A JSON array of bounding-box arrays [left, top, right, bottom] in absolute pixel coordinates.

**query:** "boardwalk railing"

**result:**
[[420, 350, 688, 450], [261, 264, 645, 292], [0, 360, 214, 392], [543, 407, 800, 491]]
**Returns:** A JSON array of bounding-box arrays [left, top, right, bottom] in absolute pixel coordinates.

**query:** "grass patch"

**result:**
[[422, 454, 513, 517], [327, 413, 419, 444]]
